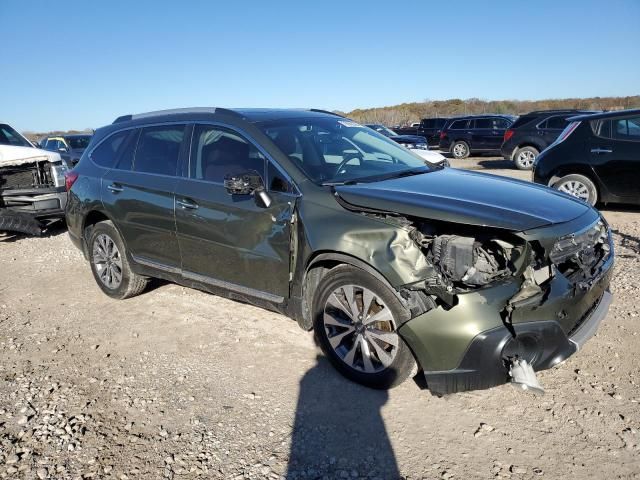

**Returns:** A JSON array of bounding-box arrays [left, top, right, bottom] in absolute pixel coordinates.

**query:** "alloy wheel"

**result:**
[[92, 233, 123, 289], [323, 285, 399, 373], [557, 180, 590, 202], [517, 150, 536, 168], [453, 143, 467, 158]]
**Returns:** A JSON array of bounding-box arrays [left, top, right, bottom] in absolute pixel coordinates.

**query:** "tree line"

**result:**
[[341, 95, 640, 126]]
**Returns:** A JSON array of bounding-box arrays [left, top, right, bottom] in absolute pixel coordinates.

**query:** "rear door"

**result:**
[[487, 117, 511, 150], [471, 117, 493, 149], [590, 116, 640, 199], [174, 123, 294, 300], [101, 124, 187, 270]]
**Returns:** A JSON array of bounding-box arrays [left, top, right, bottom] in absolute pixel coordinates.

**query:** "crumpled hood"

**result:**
[[334, 168, 592, 231], [0, 145, 61, 167]]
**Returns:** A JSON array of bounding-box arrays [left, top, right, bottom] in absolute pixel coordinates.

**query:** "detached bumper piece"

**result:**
[[0, 210, 43, 236], [420, 290, 612, 396]]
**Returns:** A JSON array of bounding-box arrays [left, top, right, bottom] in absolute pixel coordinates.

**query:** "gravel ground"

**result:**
[[1, 157, 639, 479]]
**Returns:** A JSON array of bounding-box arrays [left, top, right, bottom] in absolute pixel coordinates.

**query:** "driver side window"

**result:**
[[190, 124, 266, 183]]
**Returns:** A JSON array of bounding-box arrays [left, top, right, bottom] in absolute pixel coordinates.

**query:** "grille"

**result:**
[[0, 163, 54, 190]]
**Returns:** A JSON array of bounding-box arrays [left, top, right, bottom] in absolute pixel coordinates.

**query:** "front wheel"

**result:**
[[513, 146, 539, 170], [451, 141, 470, 159], [553, 174, 598, 206], [312, 265, 417, 389]]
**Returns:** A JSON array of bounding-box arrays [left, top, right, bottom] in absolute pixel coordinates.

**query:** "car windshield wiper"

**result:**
[[322, 167, 430, 187]]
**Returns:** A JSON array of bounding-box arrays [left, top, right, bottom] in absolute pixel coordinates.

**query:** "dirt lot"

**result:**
[[1, 157, 639, 479]]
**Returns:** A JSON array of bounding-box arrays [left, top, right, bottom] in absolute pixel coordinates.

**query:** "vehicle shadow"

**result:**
[[478, 159, 516, 170], [610, 228, 640, 257], [286, 354, 401, 479]]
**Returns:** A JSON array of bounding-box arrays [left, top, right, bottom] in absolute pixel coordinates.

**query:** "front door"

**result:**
[[101, 124, 187, 270], [174, 123, 294, 300]]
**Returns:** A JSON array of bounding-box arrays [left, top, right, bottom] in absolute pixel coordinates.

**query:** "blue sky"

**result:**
[[2, 0, 639, 131]]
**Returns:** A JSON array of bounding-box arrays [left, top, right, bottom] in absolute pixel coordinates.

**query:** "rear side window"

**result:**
[[449, 119, 468, 130], [134, 125, 186, 176], [542, 116, 569, 130], [491, 118, 510, 129], [421, 119, 435, 128], [473, 118, 492, 129], [613, 117, 640, 141], [190, 124, 266, 183], [90, 130, 131, 168], [435, 119, 447, 128], [509, 115, 537, 129], [591, 119, 612, 138]]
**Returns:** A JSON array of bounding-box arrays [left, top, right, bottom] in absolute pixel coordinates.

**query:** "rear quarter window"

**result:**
[[509, 115, 537, 129], [448, 119, 468, 130], [90, 130, 131, 168]]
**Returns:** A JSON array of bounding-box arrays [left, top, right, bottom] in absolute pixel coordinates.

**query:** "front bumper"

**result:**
[[398, 250, 614, 395]]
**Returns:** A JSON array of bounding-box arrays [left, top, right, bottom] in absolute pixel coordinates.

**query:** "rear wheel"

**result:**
[[88, 221, 148, 299], [514, 146, 539, 170], [451, 141, 470, 159], [553, 174, 598, 206], [312, 265, 416, 389]]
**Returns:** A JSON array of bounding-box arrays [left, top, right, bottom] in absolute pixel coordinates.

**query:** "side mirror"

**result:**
[[223, 170, 272, 208]]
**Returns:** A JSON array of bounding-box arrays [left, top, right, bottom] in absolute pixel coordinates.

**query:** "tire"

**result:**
[[553, 174, 598, 206], [450, 141, 470, 159], [513, 146, 539, 170], [87, 221, 148, 299], [312, 265, 417, 389]]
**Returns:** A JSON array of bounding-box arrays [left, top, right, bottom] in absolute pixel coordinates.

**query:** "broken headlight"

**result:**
[[549, 219, 610, 275]]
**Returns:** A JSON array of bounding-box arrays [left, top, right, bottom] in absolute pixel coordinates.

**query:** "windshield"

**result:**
[[0, 124, 33, 148], [66, 135, 92, 149], [259, 117, 430, 185]]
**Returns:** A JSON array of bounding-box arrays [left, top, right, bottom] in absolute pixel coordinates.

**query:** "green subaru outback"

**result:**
[[65, 108, 613, 395]]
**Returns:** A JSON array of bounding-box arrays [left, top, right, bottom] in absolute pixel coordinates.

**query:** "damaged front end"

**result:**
[[388, 213, 613, 395], [0, 156, 69, 234]]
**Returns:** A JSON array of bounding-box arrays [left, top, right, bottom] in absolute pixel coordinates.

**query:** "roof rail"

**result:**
[[112, 107, 243, 124], [526, 109, 584, 115], [309, 108, 344, 117]]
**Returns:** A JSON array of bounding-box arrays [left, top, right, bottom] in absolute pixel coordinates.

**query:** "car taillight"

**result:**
[[504, 129, 514, 142], [64, 171, 79, 191], [440, 131, 447, 139]]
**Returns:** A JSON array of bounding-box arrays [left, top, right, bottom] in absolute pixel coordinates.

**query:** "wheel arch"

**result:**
[[298, 250, 403, 331], [549, 167, 603, 203], [81, 209, 126, 259]]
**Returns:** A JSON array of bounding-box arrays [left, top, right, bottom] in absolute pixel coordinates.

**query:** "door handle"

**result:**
[[176, 198, 198, 210], [590, 148, 613, 154], [107, 183, 123, 193]]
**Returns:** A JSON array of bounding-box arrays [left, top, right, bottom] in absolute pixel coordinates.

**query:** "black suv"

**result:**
[[394, 118, 449, 147], [534, 109, 640, 206], [501, 110, 597, 170], [438, 115, 515, 158], [65, 108, 613, 395]]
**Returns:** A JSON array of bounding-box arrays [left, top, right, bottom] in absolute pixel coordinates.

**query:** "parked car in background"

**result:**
[[365, 124, 449, 166], [534, 109, 640, 206], [439, 115, 515, 159], [394, 118, 449, 147], [66, 107, 613, 395], [501, 110, 598, 170], [40, 134, 92, 166], [0, 122, 69, 234]]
